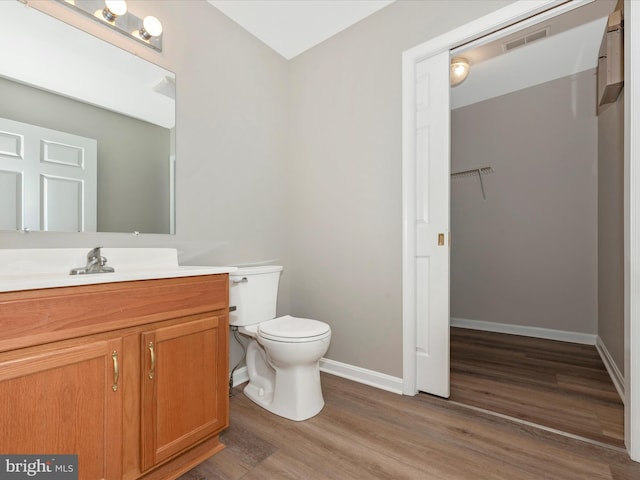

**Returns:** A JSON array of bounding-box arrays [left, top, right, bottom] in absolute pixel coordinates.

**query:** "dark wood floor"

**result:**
[[450, 327, 625, 448], [180, 372, 639, 479]]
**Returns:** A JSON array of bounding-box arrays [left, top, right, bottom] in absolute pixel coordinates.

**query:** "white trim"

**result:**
[[450, 0, 594, 57], [402, 1, 571, 63], [231, 359, 404, 395], [234, 340, 624, 402], [231, 366, 249, 387], [320, 358, 403, 395], [596, 336, 625, 404], [625, 0, 640, 461], [450, 317, 597, 345], [401, 30, 418, 395], [402, 0, 579, 397]]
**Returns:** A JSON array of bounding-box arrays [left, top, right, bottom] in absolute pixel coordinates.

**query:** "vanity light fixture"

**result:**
[[450, 57, 470, 86], [57, 0, 163, 52]]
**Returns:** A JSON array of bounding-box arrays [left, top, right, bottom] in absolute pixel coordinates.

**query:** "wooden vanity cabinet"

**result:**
[[0, 275, 229, 480]]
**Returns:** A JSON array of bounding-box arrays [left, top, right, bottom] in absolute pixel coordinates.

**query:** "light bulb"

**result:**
[[450, 57, 470, 86], [139, 16, 163, 40], [102, 0, 127, 21]]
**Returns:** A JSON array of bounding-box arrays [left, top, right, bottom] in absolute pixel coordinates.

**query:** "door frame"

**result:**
[[401, 0, 639, 461]]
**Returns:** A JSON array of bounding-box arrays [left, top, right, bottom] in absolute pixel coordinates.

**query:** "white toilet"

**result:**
[[229, 265, 331, 421]]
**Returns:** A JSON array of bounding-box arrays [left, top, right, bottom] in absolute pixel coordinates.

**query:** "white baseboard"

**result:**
[[595, 336, 625, 403], [319, 358, 403, 395], [231, 366, 249, 387], [230, 358, 403, 395], [450, 317, 597, 345], [233, 319, 606, 397]]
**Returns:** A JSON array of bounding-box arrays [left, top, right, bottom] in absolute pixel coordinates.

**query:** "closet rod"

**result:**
[[451, 166, 493, 177], [451, 166, 494, 201]]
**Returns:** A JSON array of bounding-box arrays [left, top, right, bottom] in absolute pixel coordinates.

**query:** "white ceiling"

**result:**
[[208, 0, 617, 109], [452, 0, 616, 108], [207, 0, 395, 59]]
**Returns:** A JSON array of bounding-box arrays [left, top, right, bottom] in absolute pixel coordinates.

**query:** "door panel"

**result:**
[[0, 117, 96, 232], [413, 51, 450, 397]]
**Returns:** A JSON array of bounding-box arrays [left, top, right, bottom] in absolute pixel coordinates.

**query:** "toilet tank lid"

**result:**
[[230, 265, 283, 276]]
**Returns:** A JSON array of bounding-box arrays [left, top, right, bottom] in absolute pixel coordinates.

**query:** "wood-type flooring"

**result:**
[[180, 360, 637, 479], [450, 327, 625, 448]]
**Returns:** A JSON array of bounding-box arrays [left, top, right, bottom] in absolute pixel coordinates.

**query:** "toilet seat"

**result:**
[[258, 315, 331, 343]]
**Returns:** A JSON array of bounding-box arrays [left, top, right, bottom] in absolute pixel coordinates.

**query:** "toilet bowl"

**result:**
[[230, 266, 331, 421]]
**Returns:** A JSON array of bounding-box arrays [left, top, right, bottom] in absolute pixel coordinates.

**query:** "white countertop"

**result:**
[[0, 248, 237, 293]]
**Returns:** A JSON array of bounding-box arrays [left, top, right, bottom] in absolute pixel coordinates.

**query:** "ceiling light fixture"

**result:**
[[58, 0, 163, 52], [450, 57, 470, 86]]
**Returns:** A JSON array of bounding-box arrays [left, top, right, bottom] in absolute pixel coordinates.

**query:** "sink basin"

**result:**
[[0, 248, 237, 293]]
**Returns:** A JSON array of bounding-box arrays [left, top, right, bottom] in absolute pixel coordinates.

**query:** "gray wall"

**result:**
[[450, 70, 598, 334], [1, 0, 292, 369], [598, 89, 625, 374], [0, 77, 170, 234], [0, 0, 514, 378], [288, 0, 512, 376]]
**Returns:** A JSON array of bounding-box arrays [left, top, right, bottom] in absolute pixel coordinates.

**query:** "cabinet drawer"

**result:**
[[0, 275, 228, 352]]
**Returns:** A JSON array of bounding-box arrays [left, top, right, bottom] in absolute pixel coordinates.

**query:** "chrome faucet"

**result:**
[[69, 247, 115, 275]]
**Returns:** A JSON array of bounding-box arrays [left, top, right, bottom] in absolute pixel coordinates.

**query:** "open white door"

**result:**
[[406, 50, 451, 397], [402, 1, 640, 460]]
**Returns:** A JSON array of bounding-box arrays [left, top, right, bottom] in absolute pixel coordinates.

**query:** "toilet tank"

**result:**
[[229, 265, 283, 326]]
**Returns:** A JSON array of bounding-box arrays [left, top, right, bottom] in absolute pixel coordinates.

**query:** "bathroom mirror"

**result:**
[[0, 2, 175, 234]]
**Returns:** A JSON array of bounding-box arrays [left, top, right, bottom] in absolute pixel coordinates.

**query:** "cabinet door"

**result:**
[[0, 339, 122, 479], [141, 315, 228, 471]]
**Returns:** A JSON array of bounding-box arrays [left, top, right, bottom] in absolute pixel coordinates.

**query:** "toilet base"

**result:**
[[242, 339, 327, 421]]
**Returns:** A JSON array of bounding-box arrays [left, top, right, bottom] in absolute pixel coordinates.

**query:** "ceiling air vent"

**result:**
[[503, 28, 549, 52]]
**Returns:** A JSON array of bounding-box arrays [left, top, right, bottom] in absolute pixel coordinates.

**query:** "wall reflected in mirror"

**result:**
[[0, 1, 175, 234]]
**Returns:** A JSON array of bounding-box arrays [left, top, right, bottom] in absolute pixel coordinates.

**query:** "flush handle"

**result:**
[[438, 233, 445, 246]]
